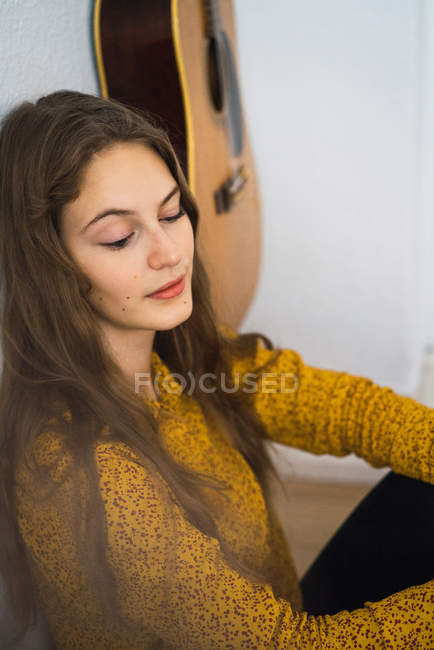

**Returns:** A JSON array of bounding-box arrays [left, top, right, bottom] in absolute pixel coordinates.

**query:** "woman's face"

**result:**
[[59, 141, 194, 335]]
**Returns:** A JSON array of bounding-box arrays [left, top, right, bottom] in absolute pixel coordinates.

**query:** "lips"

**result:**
[[148, 274, 185, 296]]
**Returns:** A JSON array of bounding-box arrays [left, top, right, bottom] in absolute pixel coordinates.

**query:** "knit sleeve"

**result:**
[[100, 445, 434, 648], [16, 438, 432, 649], [230, 333, 434, 485]]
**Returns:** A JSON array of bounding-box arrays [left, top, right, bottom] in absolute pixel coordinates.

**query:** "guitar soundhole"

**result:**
[[207, 37, 224, 113]]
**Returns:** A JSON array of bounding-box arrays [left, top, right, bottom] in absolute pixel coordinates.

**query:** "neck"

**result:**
[[100, 323, 157, 398]]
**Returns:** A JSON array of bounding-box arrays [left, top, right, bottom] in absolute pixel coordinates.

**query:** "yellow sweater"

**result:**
[[15, 329, 434, 648]]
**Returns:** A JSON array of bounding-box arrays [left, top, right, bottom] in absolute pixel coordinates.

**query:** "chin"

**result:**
[[149, 301, 193, 331]]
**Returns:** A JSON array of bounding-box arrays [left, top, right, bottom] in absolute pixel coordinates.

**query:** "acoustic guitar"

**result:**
[[92, 0, 262, 329]]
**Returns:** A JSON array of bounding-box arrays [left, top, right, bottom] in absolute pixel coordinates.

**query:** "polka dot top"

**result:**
[[14, 325, 434, 648]]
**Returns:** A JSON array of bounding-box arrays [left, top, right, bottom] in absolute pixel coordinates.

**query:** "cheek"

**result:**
[[87, 277, 141, 319], [84, 259, 137, 304], [61, 234, 144, 313]]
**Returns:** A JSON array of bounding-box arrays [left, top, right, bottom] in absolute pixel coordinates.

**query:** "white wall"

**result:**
[[233, 0, 434, 482], [234, 0, 426, 394], [1, 0, 432, 483], [0, 0, 98, 119]]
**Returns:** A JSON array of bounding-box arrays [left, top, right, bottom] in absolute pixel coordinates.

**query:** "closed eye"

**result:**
[[101, 208, 186, 251]]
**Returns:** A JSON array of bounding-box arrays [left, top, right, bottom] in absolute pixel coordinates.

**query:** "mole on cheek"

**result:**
[[126, 296, 130, 299], [122, 308, 126, 311]]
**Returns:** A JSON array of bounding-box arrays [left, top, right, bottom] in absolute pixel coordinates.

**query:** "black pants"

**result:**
[[299, 471, 434, 616]]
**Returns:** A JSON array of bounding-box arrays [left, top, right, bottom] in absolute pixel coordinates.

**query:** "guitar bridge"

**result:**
[[214, 166, 249, 214]]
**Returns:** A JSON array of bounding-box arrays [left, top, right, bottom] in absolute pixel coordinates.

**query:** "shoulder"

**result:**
[[218, 321, 291, 377], [14, 424, 70, 490]]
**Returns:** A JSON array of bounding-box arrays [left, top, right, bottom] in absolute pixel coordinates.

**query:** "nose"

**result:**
[[147, 226, 182, 270]]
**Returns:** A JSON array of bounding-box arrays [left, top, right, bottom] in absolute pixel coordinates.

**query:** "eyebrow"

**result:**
[[80, 185, 180, 234]]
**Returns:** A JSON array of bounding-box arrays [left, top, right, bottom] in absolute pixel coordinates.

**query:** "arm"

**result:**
[[229, 331, 434, 485], [15, 438, 434, 649]]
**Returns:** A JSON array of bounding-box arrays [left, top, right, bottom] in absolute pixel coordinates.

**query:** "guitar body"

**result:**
[[93, 0, 262, 329]]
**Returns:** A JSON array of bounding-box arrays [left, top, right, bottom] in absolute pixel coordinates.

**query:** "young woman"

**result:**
[[0, 89, 432, 649]]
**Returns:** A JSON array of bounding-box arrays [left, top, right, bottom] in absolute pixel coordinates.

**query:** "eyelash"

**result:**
[[102, 208, 186, 251]]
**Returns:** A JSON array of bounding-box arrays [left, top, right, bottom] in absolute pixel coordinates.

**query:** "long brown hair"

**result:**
[[0, 90, 285, 645]]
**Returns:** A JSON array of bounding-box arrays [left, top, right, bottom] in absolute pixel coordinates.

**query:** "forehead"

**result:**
[[61, 142, 175, 228], [80, 142, 172, 192]]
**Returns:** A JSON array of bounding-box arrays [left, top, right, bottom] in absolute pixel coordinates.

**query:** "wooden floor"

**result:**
[[269, 477, 373, 578]]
